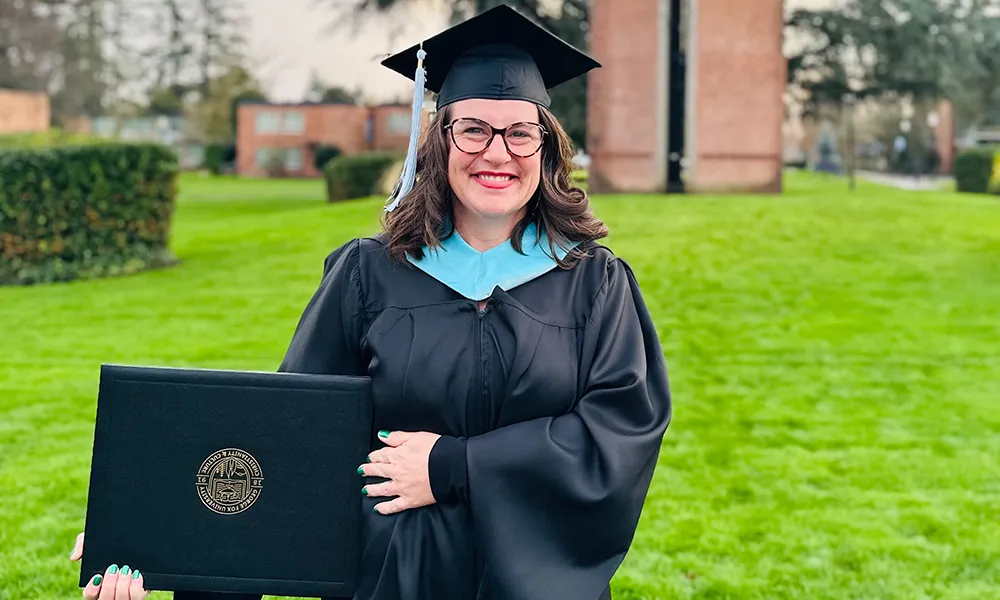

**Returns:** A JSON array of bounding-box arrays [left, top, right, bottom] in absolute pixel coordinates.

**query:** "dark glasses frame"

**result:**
[[444, 117, 548, 158]]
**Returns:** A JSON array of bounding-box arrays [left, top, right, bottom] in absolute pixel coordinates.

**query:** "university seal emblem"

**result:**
[[196, 448, 264, 514]]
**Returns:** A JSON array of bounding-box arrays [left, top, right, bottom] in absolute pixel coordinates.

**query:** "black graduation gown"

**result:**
[[176, 235, 671, 600]]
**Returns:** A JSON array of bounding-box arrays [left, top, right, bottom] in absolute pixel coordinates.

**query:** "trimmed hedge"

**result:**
[[204, 143, 236, 174], [0, 143, 179, 286], [324, 152, 402, 202], [954, 146, 998, 194], [313, 144, 342, 172]]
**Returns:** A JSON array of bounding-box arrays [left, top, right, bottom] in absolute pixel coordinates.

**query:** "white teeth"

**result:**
[[477, 174, 513, 181]]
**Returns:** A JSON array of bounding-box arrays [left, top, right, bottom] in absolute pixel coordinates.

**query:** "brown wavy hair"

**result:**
[[379, 103, 608, 268]]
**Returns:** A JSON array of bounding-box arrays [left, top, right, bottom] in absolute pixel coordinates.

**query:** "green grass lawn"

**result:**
[[2, 171, 999, 599]]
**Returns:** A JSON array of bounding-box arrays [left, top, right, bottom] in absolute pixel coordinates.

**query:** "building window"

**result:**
[[285, 148, 303, 171], [255, 148, 277, 167], [387, 112, 411, 135], [255, 111, 281, 133], [282, 111, 305, 134], [254, 147, 304, 173], [255, 108, 306, 135]]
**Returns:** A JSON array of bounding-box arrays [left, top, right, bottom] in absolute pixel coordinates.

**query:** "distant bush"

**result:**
[[0, 143, 179, 286], [376, 159, 405, 196], [323, 152, 402, 202], [313, 145, 342, 171], [953, 147, 998, 194], [204, 142, 236, 174]]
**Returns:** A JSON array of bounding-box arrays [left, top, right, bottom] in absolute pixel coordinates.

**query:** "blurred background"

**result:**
[[1, 1, 998, 599]]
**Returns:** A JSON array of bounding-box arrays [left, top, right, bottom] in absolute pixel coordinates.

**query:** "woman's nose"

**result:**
[[483, 133, 512, 163]]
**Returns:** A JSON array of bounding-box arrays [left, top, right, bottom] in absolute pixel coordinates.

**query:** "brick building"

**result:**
[[587, 0, 786, 194], [0, 89, 50, 134], [236, 102, 422, 178]]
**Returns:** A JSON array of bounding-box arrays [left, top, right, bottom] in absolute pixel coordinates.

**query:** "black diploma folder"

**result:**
[[79, 364, 373, 598]]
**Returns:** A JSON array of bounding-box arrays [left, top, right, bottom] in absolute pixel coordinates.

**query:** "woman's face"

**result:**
[[446, 98, 543, 225]]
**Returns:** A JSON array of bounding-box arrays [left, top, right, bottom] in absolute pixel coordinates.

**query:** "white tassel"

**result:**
[[385, 45, 427, 213]]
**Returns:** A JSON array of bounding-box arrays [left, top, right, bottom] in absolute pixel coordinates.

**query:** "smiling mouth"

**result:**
[[473, 173, 518, 189]]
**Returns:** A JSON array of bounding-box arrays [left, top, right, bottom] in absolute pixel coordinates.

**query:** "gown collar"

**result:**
[[407, 222, 578, 301]]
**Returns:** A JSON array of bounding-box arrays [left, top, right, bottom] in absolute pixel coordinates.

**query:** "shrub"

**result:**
[[313, 144, 342, 171], [263, 150, 290, 178], [203, 142, 236, 174], [376, 159, 406, 196], [953, 146, 997, 194], [324, 152, 402, 202], [0, 143, 179, 286]]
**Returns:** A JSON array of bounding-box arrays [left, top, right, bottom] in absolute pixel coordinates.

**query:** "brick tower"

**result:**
[[587, 0, 786, 194]]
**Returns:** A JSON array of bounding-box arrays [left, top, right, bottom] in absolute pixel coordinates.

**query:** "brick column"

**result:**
[[684, 0, 785, 193], [586, 0, 669, 193], [933, 99, 955, 174]]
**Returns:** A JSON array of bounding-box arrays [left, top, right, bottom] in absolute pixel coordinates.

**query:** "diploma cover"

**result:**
[[79, 364, 373, 598]]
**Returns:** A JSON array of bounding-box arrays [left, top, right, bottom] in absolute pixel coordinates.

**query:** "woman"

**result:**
[[70, 5, 671, 600]]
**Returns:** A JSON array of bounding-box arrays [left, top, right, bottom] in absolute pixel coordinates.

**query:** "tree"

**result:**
[[185, 65, 267, 142], [937, 2, 1000, 129], [305, 71, 363, 104], [785, 0, 958, 116], [0, 0, 115, 123]]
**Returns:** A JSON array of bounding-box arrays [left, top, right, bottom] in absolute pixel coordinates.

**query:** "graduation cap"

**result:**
[[381, 4, 601, 212]]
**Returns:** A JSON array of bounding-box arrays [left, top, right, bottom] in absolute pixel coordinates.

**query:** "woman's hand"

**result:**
[[361, 430, 441, 515], [69, 532, 149, 599]]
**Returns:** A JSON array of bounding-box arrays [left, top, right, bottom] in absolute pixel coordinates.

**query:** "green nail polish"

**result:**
[[92, 575, 102, 586], [108, 564, 118, 575], [132, 570, 141, 580], [378, 430, 389, 439], [373, 505, 379, 513], [362, 487, 368, 496], [357, 466, 364, 475], [121, 565, 131, 576]]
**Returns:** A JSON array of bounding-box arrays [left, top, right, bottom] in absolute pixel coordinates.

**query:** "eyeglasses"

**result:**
[[444, 118, 547, 158]]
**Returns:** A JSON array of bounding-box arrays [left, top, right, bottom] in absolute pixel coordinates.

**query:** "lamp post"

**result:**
[[843, 92, 857, 191]]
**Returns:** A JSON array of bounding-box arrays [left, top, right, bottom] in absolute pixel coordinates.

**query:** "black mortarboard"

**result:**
[[380, 4, 600, 212], [381, 4, 601, 109]]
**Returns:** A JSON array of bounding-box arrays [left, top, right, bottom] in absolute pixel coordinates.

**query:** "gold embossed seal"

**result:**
[[195, 448, 264, 514]]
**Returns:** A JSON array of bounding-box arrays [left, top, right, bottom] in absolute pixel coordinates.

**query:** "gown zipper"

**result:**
[[473, 298, 489, 589], [477, 299, 490, 434]]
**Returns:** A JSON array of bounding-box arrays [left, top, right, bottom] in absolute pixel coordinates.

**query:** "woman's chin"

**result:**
[[464, 196, 524, 218]]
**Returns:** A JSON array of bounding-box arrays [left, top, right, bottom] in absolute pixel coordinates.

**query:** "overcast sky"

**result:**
[[242, 0, 450, 103], [241, 0, 833, 103]]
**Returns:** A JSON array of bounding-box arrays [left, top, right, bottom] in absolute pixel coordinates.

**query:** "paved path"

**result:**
[[855, 170, 953, 191]]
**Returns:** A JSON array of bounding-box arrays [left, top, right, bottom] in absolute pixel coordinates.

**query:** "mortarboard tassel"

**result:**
[[384, 45, 427, 213]]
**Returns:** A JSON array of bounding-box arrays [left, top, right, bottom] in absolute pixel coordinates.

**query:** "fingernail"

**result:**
[[121, 565, 131, 576], [378, 430, 389, 439], [367, 453, 373, 462], [373, 505, 379, 513], [92, 575, 102, 586], [132, 570, 141, 580], [108, 564, 118, 574], [357, 465, 365, 475], [362, 487, 368, 496]]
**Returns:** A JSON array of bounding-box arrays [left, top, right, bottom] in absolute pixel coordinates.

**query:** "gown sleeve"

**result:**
[[457, 257, 671, 599], [277, 238, 367, 377]]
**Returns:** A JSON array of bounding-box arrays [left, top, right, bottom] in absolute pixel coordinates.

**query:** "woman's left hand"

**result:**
[[361, 430, 441, 515]]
